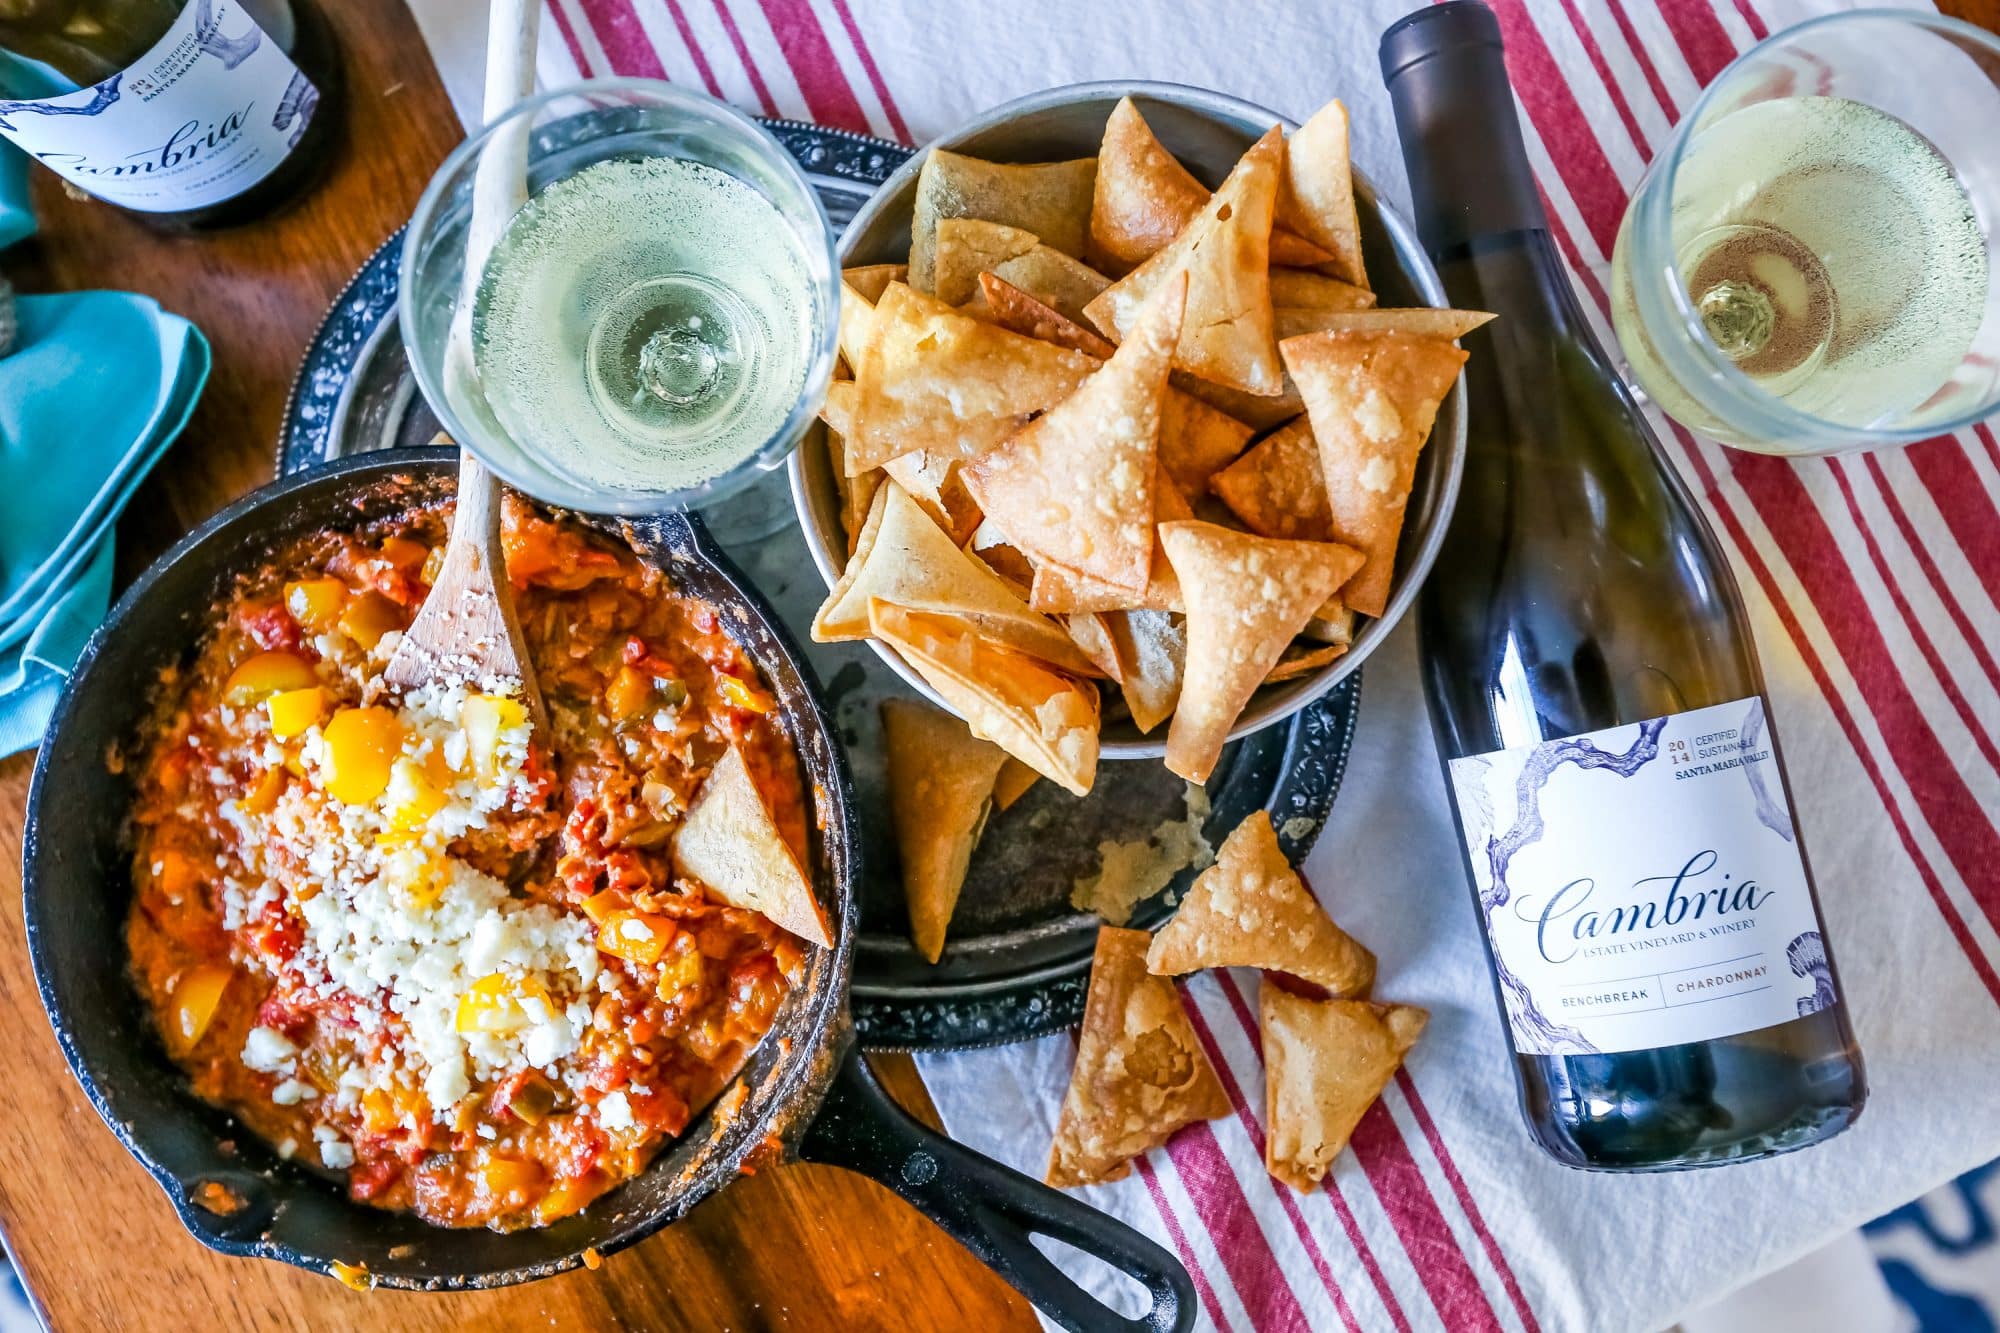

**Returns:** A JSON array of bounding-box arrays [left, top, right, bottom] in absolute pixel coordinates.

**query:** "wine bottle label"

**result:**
[[1447, 697, 1836, 1056], [0, 0, 317, 213]]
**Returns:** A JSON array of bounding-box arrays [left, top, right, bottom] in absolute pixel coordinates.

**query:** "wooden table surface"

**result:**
[[0, 2, 1033, 1328], [6, 1, 1999, 1329]]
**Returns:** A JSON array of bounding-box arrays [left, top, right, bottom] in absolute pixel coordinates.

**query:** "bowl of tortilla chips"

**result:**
[[791, 81, 1478, 793]]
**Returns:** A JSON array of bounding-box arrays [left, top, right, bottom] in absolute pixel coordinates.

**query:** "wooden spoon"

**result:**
[[385, 0, 543, 709]]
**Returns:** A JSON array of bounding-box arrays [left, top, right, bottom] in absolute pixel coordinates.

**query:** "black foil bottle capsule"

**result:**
[[1381, 1, 1865, 1170]]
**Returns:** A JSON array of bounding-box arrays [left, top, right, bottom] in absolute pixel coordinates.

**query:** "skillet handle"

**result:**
[[798, 1051, 1196, 1333]]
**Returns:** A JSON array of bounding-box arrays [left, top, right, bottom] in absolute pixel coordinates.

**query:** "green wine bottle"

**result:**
[[1382, 1, 1866, 1170], [0, 0, 339, 227]]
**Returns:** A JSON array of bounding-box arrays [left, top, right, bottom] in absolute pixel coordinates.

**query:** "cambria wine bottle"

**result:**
[[0, 0, 339, 227], [1381, 1, 1865, 1170]]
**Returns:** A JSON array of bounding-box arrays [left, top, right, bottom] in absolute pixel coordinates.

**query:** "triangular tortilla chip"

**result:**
[[978, 273, 1119, 358], [1147, 811, 1374, 996], [1265, 640, 1347, 684], [838, 279, 876, 376], [1158, 391, 1254, 503], [1281, 330, 1468, 616], [1084, 128, 1285, 396], [820, 383, 882, 557], [1276, 100, 1368, 290], [932, 218, 1038, 304], [1270, 269, 1376, 314], [937, 220, 1112, 323], [966, 520, 1036, 594], [1170, 370, 1303, 433], [965, 275, 1186, 592], [1302, 602, 1356, 647], [911, 149, 1097, 292], [814, 484, 1094, 675], [881, 699, 1008, 963], [1159, 522, 1364, 783], [1089, 96, 1334, 274], [1262, 987, 1428, 1190], [1278, 307, 1495, 341], [1209, 417, 1330, 541], [1046, 926, 1229, 1187], [1028, 464, 1191, 615], [993, 756, 1041, 811], [869, 600, 1101, 796], [1107, 609, 1185, 734], [673, 745, 831, 948], [881, 449, 983, 548], [850, 283, 1099, 474], [1063, 611, 1124, 683], [844, 263, 906, 304]]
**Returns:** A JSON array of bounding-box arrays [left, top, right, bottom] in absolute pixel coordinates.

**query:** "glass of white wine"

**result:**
[[401, 79, 839, 533], [1611, 11, 2000, 455]]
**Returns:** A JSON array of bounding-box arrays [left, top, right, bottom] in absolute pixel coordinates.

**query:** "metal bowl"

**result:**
[[787, 81, 1465, 758]]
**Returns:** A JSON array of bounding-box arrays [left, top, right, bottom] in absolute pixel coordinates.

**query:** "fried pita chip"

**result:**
[[1262, 988, 1428, 1190], [1302, 601, 1356, 647], [869, 600, 1101, 796], [1159, 522, 1364, 783], [881, 699, 1008, 963], [1276, 99, 1368, 290], [966, 520, 1037, 594], [849, 283, 1098, 474], [881, 449, 983, 547], [1046, 926, 1229, 1187], [1265, 640, 1347, 684], [1281, 330, 1468, 617], [1169, 369, 1304, 432], [1278, 307, 1495, 341], [1158, 391, 1255, 503], [935, 219, 1112, 323], [977, 273, 1119, 357], [935, 219, 1044, 300], [1027, 464, 1191, 615], [673, 744, 831, 948], [976, 274, 1252, 501], [1090, 96, 1333, 273], [1147, 810, 1375, 996], [1085, 127, 1285, 397], [814, 484, 1094, 675], [1209, 417, 1330, 541], [1269, 269, 1376, 313], [965, 274, 1186, 592], [993, 756, 1041, 811], [820, 383, 883, 558], [1107, 609, 1186, 734], [1063, 611, 1125, 683], [843, 262, 907, 303], [910, 149, 1097, 292]]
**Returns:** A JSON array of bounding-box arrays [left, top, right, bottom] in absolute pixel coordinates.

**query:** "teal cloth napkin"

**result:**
[[0, 171, 211, 754]]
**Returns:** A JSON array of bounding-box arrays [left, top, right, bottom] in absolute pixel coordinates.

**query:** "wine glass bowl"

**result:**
[[400, 79, 841, 517], [788, 81, 1468, 758], [1611, 11, 2000, 454]]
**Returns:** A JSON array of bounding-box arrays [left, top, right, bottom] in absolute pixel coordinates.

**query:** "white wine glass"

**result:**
[[400, 79, 840, 533], [1611, 10, 2000, 455]]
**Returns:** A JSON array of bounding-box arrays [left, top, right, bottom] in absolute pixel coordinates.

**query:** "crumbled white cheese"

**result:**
[[598, 1090, 634, 1131], [242, 1026, 299, 1073]]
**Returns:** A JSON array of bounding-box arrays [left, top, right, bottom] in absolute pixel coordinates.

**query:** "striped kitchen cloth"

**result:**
[[411, 2, 2000, 1329]]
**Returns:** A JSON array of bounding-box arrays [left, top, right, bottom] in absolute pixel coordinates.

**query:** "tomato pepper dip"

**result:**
[[125, 497, 814, 1230]]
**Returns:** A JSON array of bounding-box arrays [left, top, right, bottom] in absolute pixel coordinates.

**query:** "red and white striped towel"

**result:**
[[409, 2, 2000, 1328]]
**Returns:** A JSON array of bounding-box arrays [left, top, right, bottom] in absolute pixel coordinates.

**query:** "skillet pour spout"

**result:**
[[24, 452, 1194, 1330]]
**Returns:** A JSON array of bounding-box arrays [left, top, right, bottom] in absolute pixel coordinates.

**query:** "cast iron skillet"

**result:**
[[23, 450, 1194, 1332]]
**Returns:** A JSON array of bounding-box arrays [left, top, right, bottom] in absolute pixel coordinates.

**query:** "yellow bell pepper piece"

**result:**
[[597, 911, 674, 967], [460, 693, 528, 774], [283, 578, 347, 632], [321, 707, 405, 804], [717, 675, 771, 714], [223, 651, 317, 705], [265, 686, 328, 740], [169, 963, 233, 1050]]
